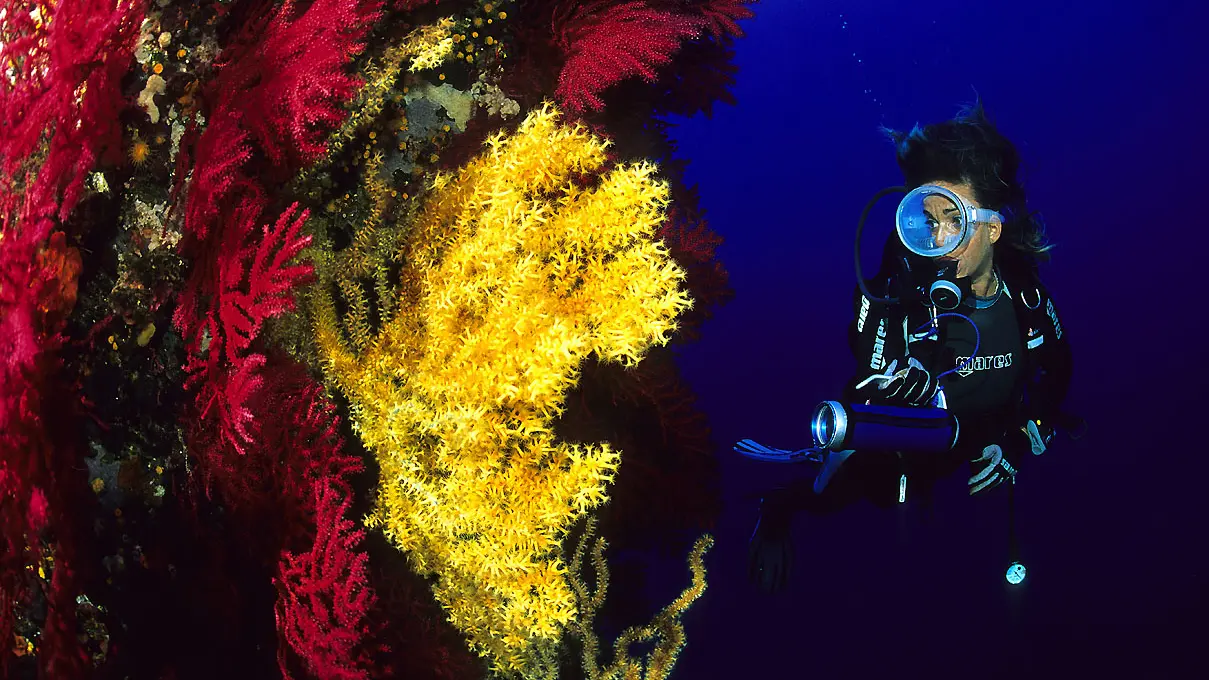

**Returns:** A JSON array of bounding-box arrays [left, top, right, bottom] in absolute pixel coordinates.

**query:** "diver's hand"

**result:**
[[748, 496, 794, 593], [968, 443, 1018, 495], [876, 357, 938, 406]]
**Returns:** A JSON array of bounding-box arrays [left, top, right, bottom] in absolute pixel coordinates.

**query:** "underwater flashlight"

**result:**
[[811, 401, 960, 454]]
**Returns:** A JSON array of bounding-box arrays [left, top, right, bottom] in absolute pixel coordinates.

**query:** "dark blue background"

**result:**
[[644, 1, 1206, 677]]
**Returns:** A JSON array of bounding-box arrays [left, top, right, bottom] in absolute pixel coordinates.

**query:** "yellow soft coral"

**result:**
[[568, 517, 714, 680], [313, 102, 693, 676], [407, 17, 457, 72]]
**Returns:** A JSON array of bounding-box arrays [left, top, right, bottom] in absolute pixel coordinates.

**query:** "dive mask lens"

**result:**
[[895, 185, 969, 258]]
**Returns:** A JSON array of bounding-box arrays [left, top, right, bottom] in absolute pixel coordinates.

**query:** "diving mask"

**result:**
[[895, 184, 1004, 258]]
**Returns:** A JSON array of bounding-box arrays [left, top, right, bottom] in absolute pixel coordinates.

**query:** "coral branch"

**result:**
[[177, 204, 314, 455], [0, 0, 143, 221], [566, 516, 714, 680], [193, 357, 363, 550], [218, 204, 315, 364], [275, 482, 375, 680], [696, 0, 757, 39], [554, 1, 706, 113], [208, 0, 386, 173]]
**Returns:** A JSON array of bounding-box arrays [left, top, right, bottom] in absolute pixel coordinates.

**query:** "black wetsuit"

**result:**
[[764, 256, 1074, 518], [937, 283, 1024, 421]]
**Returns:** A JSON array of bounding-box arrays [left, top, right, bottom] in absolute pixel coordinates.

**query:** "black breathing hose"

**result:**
[[855, 185, 908, 305]]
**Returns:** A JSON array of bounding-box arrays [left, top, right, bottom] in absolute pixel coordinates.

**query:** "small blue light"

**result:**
[[1005, 561, 1027, 585]]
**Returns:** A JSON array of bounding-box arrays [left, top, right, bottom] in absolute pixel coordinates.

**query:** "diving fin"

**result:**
[[812, 449, 855, 494], [733, 439, 824, 464]]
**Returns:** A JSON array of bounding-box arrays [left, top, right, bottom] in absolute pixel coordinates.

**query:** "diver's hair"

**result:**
[[881, 99, 1053, 273]]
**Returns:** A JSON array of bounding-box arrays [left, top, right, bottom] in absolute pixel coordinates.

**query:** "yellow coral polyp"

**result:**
[[129, 139, 151, 165], [315, 103, 693, 676], [407, 18, 456, 72]]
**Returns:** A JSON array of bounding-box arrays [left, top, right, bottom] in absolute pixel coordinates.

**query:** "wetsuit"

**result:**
[[761, 254, 1074, 518]]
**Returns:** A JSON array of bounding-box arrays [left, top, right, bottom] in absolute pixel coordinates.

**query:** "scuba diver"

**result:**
[[742, 101, 1081, 593]]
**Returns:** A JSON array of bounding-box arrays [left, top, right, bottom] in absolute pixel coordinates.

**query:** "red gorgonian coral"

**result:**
[[0, 0, 142, 220], [192, 355, 364, 553], [178, 203, 315, 456], [206, 0, 385, 174], [167, 2, 387, 677], [553, 0, 706, 113], [174, 0, 384, 456], [697, 0, 757, 39], [0, 0, 143, 676], [275, 483, 376, 680]]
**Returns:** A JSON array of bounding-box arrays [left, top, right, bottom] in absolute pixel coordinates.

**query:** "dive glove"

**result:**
[[857, 356, 938, 406], [968, 443, 1017, 495], [968, 420, 1052, 496]]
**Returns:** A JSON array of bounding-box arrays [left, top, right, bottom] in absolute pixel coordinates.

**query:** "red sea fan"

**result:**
[[192, 352, 267, 459], [255, 363, 363, 538], [659, 189, 732, 342], [0, 0, 143, 222], [176, 0, 384, 456], [0, 1, 142, 676], [650, 37, 742, 118], [216, 204, 315, 364], [178, 0, 386, 343], [275, 483, 376, 680], [194, 357, 363, 552], [167, 5, 388, 672], [554, 0, 706, 113], [179, 112, 258, 243], [0, 241, 46, 418], [177, 203, 314, 455], [695, 0, 757, 39], [207, 0, 385, 174]]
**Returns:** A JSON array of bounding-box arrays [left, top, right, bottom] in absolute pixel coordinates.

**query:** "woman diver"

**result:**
[[743, 101, 1081, 593]]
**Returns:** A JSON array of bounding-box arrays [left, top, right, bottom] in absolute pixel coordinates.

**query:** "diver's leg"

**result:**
[[770, 450, 900, 516], [749, 451, 899, 592]]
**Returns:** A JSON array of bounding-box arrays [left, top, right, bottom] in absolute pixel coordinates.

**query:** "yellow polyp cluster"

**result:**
[[312, 102, 694, 676], [331, 150, 410, 351], [407, 18, 457, 73]]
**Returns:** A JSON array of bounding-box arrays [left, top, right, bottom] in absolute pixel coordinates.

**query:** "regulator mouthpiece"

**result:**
[[928, 259, 969, 311]]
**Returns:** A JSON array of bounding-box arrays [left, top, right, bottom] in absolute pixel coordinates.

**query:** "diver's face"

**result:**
[[924, 180, 1000, 279]]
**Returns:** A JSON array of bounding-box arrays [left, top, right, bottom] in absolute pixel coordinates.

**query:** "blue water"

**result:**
[[652, 1, 1207, 677]]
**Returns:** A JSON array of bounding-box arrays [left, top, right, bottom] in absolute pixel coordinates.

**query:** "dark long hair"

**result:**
[[881, 99, 1053, 276]]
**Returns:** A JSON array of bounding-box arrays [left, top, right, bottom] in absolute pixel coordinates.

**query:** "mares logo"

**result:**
[[954, 352, 1014, 378], [870, 318, 886, 370], [857, 295, 870, 333], [1046, 299, 1063, 340]]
